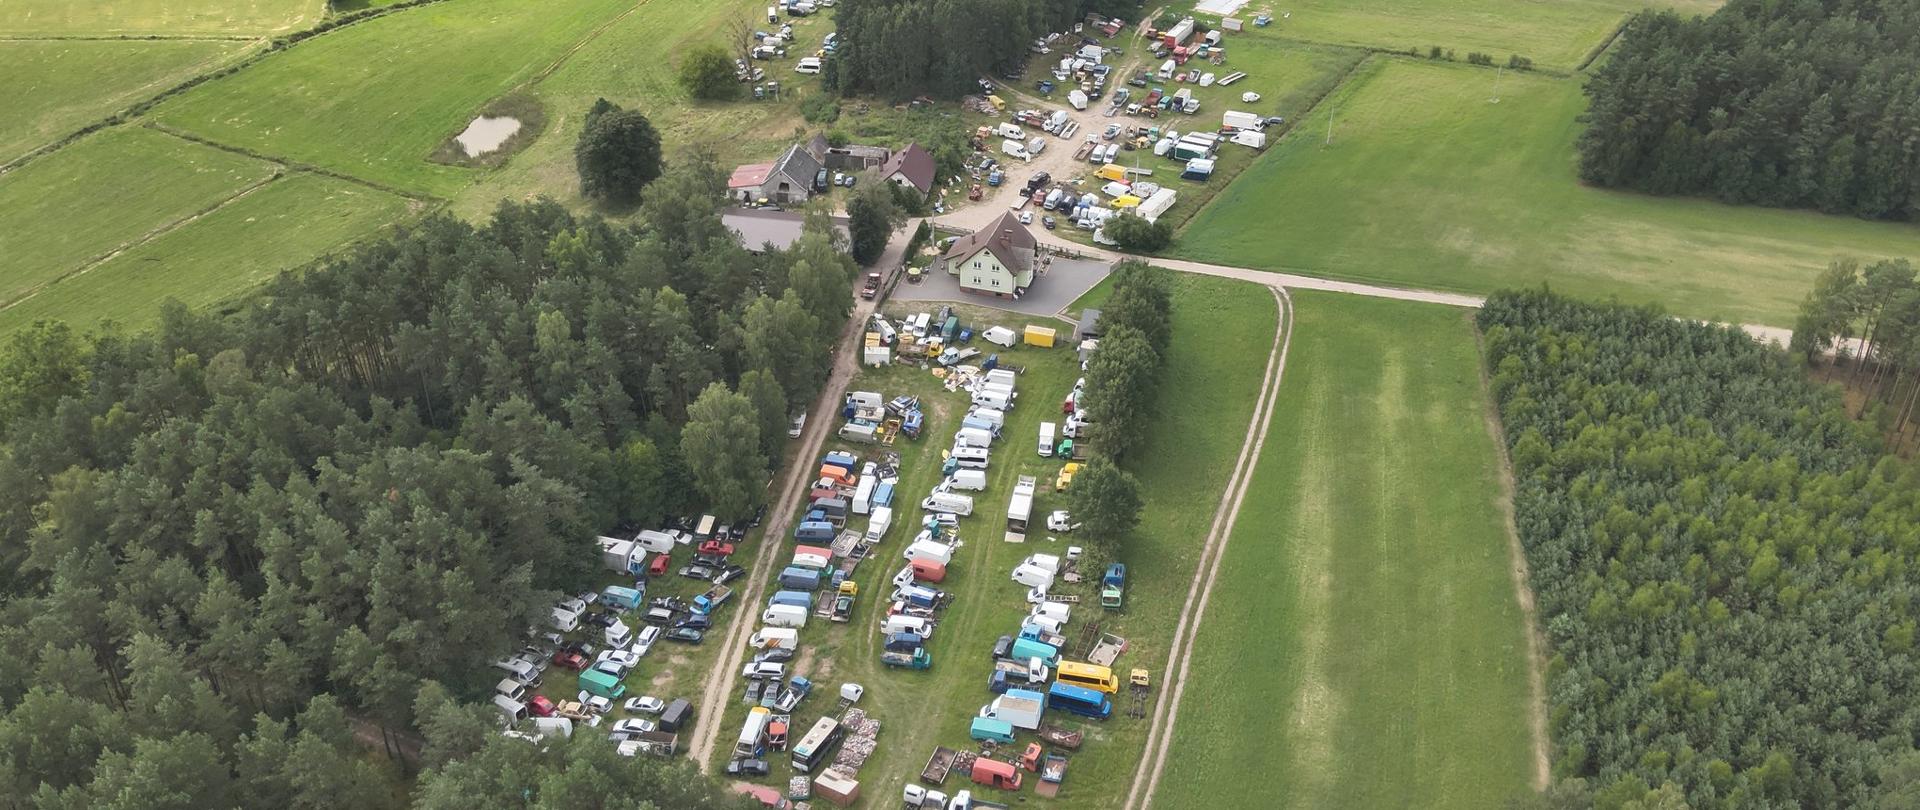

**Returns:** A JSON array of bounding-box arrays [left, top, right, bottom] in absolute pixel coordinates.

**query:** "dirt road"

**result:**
[[687, 221, 920, 771], [1121, 285, 1294, 810]]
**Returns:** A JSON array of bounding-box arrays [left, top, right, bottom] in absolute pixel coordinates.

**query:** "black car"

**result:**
[[753, 648, 795, 665], [1043, 216, 1057, 230], [692, 553, 728, 568], [727, 758, 770, 777], [675, 614, 712, 631], [678, 563, 716, 580], [992, 635, 1014, 659], [665, 627, 704, 643], [713, 565, 747, 585], [813, 168, 829, 193], [585, 612, 619, 628]]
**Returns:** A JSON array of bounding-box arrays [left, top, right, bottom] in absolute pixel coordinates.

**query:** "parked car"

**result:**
[[753, 647, 795, 664], [714, 565, 747, 585], [597, 649, 641, 670], [633, 625, 661, 656], [1102, 124, 1122, 141], [1042, 216, 1057, 230], [788, 413, 807, 438], [552, 650, 587, 670], [647, 555, 670, 577], [675, 614, 713, 631], [1019, 210, 1033, 225], [585, 612, 619, 628], [679, 563, 717, 580], [727, 758, 771, 777], [528, 696, 556, 717], [624, 696, 667, 714], [561, 640, 596, 659], [992, 635, 1015, 659], [576, 694, 613, 714], [665, 627, 704, 643], [611, 718, 658, 734], [593, 659, 633, 679]]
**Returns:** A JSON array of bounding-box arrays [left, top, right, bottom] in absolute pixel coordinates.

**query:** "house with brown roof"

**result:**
[[943, 212, 1037, 298], [880, 142, 937, 197]]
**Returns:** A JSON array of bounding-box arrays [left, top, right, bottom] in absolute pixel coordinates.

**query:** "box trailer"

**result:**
[[852, 476, 876, 514], [1007, 476, 1036, 533], [1023, 325, 1057, 347], [866, 506, 893, 542], [1223, 110, 1264, 130], [1037, 422, 1056, 456], [979, 688, 1046, 729]]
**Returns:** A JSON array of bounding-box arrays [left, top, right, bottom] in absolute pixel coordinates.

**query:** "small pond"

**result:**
[[455, 116, 522, 157]]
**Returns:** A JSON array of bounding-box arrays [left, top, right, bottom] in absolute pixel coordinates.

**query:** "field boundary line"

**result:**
[[1471, 315, 1552, 790], [0, 34, 260, 41], [0, 173, 282, 315], [1576, 15, 1632, 73], [527, 0, 654, 87], [1124, 283, 1292, 810], [144, 123, 435, 201]]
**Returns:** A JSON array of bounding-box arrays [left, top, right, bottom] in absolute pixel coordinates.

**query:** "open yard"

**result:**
[[703, 274, 1277, 807], [0, 0, 322, 35], [1174, 58, 1920, 326], [1152, 290, 1535, 809], [0, 126, 278, 307], [0, 174, 413, 336], [0, 39, 255, 164], [1189, 0, 1721, 71], [151, 0, 635, 198]]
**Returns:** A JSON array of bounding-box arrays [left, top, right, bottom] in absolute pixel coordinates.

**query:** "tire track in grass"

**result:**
[[1284, 363, 1339, 806], [1125, 284, 1293, 810]]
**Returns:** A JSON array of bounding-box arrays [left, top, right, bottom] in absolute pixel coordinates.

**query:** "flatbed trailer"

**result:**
[[1088, 633, 1127, 667], [1038, 726, 1083, 750], [921, 746, 958, 784]]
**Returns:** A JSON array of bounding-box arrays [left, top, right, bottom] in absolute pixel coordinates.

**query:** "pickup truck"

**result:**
[[694, 585, 732, 613], [881, 648, 933, 669], [772, 676, 812, 712], [861, 272, 881, 300]]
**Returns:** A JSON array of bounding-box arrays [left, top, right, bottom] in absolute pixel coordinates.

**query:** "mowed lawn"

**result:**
[[0, 126, 277, 302], [1209, 0, 1721, 70], [703, 275, 1277, 808], [0, 174, 412, 337], [0, 0, 322, 35], [0, 39, 255, 164], [450, 0, 817, 218], [1175, 59, 1920, 326], [1154, 291, 1534, 809], [152, 0, 635, 198]]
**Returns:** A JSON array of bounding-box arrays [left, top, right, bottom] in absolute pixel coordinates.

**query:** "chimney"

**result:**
[[999, 229, 1013, 246]]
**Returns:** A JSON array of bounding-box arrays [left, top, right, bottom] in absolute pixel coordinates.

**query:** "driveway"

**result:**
[[892, 256, 1110, 317]]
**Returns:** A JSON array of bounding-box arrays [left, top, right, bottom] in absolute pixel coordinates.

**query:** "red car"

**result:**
[[551, 650, 587, 670], [647, 554, 671, 576], [528, 696, 556, 717], [699, 540, 736, 557]]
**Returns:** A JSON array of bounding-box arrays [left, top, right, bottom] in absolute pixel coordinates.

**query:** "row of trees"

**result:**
[[1578, 0, 1920, 220], [1068, 262, 1177, 553], [1792, 258, 1920, 446], [0, 152, 855, 802], [1479, 290, 1920, 808], [826, 0, 1088, 99]]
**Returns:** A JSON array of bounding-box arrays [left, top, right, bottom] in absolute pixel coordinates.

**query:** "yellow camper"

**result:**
[[1024, 325, 1057, 348], [1094, 164, 1127, 182]]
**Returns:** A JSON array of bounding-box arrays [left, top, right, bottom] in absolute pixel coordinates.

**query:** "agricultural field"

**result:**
[[0, 126, 278, 306], [450, 0, 832, 217], [704, 274, 1278, 807], [1153, 291, 1536, 809], [151, 0, 636, 198], [0, 175, 413, 336], [1189, 0, 1721, 71], [0, 39, 255, 164], [1175, 59, 1920, 326], [0, 0, 322, 35]]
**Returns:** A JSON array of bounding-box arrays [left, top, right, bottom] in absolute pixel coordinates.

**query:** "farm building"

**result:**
[[879, 142, 938, 196], [723, 207, 849, 253], [806, 133, 892, 171], [942, 212, 1038, 298], [729, 143, 822, 204]]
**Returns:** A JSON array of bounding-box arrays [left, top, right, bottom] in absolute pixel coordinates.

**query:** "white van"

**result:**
[[949, 447, 990, 471], [954, 427, 994, 449], [605, 620, 633, 649], [767, 4, 777, 22], [946, 469, 988, 491], [494, 694, 529, 725], [1011, 563, 1055, 589], [1030, 601, 1071, 623], [921, 491, 975, 516], [762, 604, 809, 628], [1022, 553, 1062, 575], [968, 407, 1006, 429], [1038, 422, 1056, 457], [1027, 613, 1066, 634], [1063, 415, 1087, 438], [635, 529, 677, 553], [982, 326, 1017, 348], [883, 615, 931, 637], [550, 607, 581, 633], [972, 390, 1013, 411], [1001, 139, 1031, 160], [871, 314, 898, 343], [979, 380, 1016, 399], [795, 56, 822, 74], [494, 657, 539, 684], [996, 122, 1025, 139], [985, 369, 1017, 387], [750, 627, 799, 649], [495, 678, 529, 703], [904, 539, 955, 566]]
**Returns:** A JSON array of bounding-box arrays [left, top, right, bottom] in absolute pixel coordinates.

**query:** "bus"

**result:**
[[791, 716, 844, 774], [1046, 681, 1113, 720], [1055, 661, 1119, 694], [735, 707, 771, 759]]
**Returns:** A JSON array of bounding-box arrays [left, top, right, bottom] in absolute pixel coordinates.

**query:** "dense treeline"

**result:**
[[1793, 258, 1920, 447], [828, 0, 1087, 99], [1578, 0, 1920, 220], [1069, 262, 1173, 557], [1481, 291, 1920, 808], [0, 153, 853, 805]]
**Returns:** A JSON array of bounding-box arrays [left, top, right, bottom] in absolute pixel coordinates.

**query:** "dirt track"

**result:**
[[1121, 284, 1294, 810]]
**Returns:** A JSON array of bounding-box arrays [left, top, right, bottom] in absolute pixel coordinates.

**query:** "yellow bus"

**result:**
[[1055, 661, 1119, 694]]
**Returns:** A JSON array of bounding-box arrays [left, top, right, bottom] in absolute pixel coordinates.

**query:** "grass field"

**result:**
[[0, 174, 412, 336], [0, 39, 254, 164], [0, 126, 278, 304], [152, 0, 634, 198], [0, 0, 322, 35], [1198, 0, 1720, 71], [702, 275, 1276, 807], [1174, 59, 1920, 326], [449, 0, 824, 217], [1154, 291, 1534, 809]]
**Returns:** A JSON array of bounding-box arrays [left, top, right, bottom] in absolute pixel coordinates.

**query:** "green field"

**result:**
[[1205, 0, 1720, 70], [0, 39, 253, 163], [0, 174, 412, 336], [450, 0, 825, 217], [1154, 290, 1534, 809], [1174, 59, 1920, 326], [0, 126, 278, 304], [702, 275, 1277, 807], [0, 0, 321, 35], [152, 0, 634, 198]]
